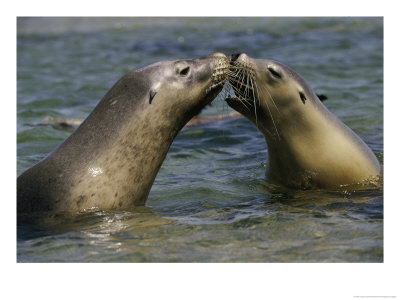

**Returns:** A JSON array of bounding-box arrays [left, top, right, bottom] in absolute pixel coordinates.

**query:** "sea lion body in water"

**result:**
[[18, 53, 229, 215], [226, 53, 380, 189]]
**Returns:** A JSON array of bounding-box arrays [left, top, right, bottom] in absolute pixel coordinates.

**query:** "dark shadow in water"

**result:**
[[255, 178, 383, 221], [17, 206, 164, 241]]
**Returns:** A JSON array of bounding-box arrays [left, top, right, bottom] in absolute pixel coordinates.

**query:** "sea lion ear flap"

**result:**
[[149, 82, 161, 104], [316, 94, 328, 101]]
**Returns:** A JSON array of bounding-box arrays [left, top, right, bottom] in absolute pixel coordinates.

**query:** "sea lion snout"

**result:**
[[229, 53, 248, 64], [205, 52, 229, 93]]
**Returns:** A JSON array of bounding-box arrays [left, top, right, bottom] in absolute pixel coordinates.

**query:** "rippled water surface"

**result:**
[[17, 17, 383, 262]]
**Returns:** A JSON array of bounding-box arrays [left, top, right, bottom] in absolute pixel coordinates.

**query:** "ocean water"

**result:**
[[17, 17, 383, 262]]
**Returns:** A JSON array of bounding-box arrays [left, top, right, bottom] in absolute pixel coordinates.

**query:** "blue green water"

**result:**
[[17, 17, 383, 262]]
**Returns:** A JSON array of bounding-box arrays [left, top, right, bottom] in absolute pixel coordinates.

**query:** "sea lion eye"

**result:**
[[299, 92, 307, 104], [179, 66, 190, 77], [268, 67, 281, 78]]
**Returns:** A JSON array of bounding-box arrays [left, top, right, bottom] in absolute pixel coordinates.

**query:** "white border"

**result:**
[[3, 1, 399, 299]]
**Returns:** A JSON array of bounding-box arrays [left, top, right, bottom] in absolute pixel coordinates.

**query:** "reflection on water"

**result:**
[[18, 208, 175, 262], [17, 180, 383, 262]]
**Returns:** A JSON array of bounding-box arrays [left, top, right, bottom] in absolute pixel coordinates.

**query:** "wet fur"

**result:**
[[18, 53, 229, 215], [227, 54, 381, 189]]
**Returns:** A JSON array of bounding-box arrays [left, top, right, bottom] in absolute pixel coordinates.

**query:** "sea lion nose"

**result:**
[[230, 53, 242, 62], [230, 53, 248, 64]]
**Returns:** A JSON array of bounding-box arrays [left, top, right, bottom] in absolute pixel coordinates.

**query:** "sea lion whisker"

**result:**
[[243, 69, 250, 101], [228, 78, 254, 92], [231, 92, 252, 111], [229, 88, 253, 112], [265, 98, 280, 140], [238, 68, 248, 93], [221, 84, 236, 102], [231, 85, 247, 101], [247, 73, 257, 127], [245, 68, 253, 98], [237, 99, 252, 112], [252, 71, 261, 109], [264, 84, 281, 116], [227, 70, 241, 83], [261, 85, 281, 140], [247, 70, 260, 127], [229, 82, 254, 112], [227, 70, 243, 77], [235, 75, 244, 95]]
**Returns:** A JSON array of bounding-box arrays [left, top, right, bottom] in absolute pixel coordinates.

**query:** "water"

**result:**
[[17, 17, 383, 262]]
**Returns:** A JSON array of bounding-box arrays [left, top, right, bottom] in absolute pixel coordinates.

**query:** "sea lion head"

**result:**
[[226, 53, 321, 140], [91, 52, 230, 140], [130, 52, 229, 128]]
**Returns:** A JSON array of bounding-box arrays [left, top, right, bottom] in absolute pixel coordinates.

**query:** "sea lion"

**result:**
[[18, 52, 229, 215], [226, 53, 380, 189]]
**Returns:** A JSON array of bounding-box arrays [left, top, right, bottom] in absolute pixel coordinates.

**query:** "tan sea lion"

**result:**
[[226, 53, 380, 189]]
